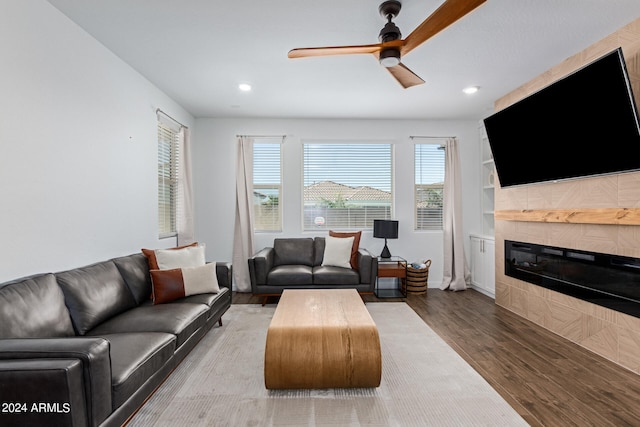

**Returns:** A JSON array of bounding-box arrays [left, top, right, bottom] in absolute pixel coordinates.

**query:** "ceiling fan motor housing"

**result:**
[[379, 21, 401, 43]]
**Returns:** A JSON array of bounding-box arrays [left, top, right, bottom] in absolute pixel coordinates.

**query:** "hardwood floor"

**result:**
[[233, 289, 640, 426]]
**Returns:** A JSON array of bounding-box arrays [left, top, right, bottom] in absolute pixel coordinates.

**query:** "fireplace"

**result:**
[[505, 240, 640, 318]]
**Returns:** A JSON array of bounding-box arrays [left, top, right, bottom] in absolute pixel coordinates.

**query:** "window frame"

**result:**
[[302, 140, 394, 231], [414, 142, 445, 231], [157, 120, 180, 238], [252, 139, 283, 232]]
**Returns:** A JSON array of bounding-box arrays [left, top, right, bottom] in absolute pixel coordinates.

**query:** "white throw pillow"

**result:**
[[155, 244, 206, 269], [182, 262, 220, 295], [322, 236, 354, 269]]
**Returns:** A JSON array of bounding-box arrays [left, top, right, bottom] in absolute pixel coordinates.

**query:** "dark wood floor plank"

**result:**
[[232, 289, 640, 426]]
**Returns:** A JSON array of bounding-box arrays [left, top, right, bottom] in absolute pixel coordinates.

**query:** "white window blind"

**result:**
[[157, 121, 180, 238], [303, 142, 392, 230], [415, 143, 445, 230], [253, 141, 282, 231]]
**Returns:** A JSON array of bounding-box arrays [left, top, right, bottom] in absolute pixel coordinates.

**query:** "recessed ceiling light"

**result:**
[[238, 83, 252, 92], [463, 86, 479, 94]]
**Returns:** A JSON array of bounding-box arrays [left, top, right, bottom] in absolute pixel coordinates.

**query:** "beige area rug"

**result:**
[[128, 303, 528, 426]]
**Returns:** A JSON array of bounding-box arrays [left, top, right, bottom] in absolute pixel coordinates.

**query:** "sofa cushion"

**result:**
[[313, 266, 361, 285], [112, 253, 152, 305], [268, 265, 313, 285], [175, 287, 230, 322], [274, 238, 314, 266], [329, 231, 362, 269], [321, 235, 354, 269], [87, 303, 208, 348], [150, 263, 219, 305], [56, 261, 137, 335], [98, 332, 176, 410], [0, 273, 75, 338]]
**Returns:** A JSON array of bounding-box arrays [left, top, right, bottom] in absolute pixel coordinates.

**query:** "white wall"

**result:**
[[193, 118, 481, 288], [0, 1, 194, 282]]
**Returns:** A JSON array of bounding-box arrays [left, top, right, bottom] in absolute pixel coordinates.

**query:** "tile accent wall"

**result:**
[[493, 18, 640, 373]]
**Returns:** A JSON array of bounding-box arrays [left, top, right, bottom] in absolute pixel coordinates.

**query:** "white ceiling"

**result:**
[[47, 0, 640, 121]]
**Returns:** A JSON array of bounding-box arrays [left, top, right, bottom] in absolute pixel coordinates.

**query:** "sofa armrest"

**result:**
[[248, 247, 275, 289], [0, 337, 112, 427], [357, 248, 378, 288], [0, 358, 87, 427], [215, 261, 232, 289]]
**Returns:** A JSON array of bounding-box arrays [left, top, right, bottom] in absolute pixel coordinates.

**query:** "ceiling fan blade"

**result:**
[[288, 40, 404, 59], [386, 63, 425, 88], [401, 0, 486, 56], [288, 44, 383, 59]]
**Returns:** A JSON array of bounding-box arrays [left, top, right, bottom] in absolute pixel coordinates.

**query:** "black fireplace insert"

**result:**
[[505, 240, 640, 318]]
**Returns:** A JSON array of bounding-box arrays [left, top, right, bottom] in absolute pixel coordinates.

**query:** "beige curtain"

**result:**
[[232, 136, 255, 292], [440, 137, 470, 291], [177, 127, 195, 245]]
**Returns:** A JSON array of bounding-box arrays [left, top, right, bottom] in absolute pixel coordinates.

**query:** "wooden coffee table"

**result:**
[[264, 289, 382, 389]]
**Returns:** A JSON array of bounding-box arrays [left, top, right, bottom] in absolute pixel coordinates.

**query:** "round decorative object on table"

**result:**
[[405, 259, 431, 295]]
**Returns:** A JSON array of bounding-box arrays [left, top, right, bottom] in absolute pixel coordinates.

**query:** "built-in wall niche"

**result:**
[[505, 240, 640, 318]]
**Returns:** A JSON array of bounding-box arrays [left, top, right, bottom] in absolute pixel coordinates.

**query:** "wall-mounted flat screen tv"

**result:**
[[483, 47, 640, 188]]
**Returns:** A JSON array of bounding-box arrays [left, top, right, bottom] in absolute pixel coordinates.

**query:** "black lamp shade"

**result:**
[[373, 220, 398, 239]]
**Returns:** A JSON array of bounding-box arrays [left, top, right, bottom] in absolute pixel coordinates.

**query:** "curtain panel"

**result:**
[[177, 127, 195, 245], [233, 137, 255, 292], [440, 137, 469, 291]]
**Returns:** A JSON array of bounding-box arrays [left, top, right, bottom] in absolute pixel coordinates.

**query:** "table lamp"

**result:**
[[373, 219, 398, 258]]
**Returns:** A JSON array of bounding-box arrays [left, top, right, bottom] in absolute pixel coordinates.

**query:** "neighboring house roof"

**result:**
[[303, 181, 391, 203], [349, 185, 392, 202]]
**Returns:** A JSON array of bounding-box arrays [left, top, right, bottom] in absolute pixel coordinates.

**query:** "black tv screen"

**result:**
[[483, 48, 640, 188]]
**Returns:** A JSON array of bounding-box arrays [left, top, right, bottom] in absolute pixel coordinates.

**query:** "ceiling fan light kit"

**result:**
[[379, 48, 401, 68], [287, 0, 486, 88]]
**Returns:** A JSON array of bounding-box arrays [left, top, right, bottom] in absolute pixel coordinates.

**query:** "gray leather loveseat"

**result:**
[[0, 252, 231, 427], [248, 237, 377, 305]]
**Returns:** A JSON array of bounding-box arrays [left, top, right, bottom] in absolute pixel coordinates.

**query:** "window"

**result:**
[[157, 120, 180, 237], [253, 141, 282, 231], [415, 143, 445, 230], [303, 142, 392, 230]]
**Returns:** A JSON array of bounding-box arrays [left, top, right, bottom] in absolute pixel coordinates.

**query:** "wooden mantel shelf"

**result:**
[[495, 208, 640, 225]]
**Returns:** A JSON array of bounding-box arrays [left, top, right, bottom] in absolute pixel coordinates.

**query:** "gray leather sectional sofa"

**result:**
[[248, 237, 377, 305], [0, 253, 231, 427]]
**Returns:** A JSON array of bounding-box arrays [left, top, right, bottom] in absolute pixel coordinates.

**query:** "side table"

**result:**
[[375, 256, 407, 298]]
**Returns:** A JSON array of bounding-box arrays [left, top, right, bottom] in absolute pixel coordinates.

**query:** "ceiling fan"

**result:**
[[288, 0, 486, 88]]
